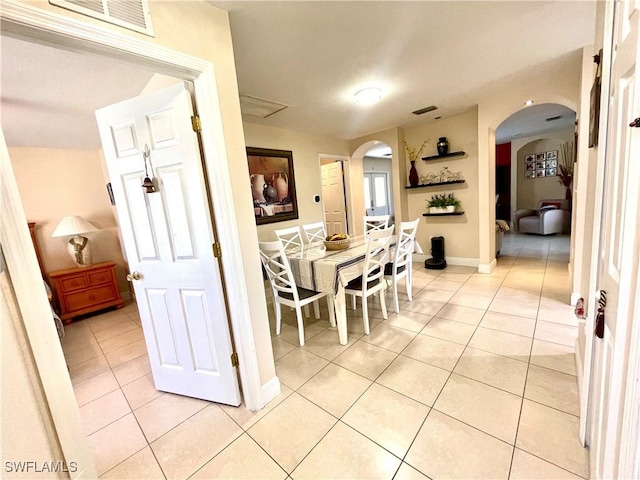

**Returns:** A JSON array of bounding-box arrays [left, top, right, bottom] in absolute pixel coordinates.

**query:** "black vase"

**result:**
[[409, 161, 419, 186], [437, 137, 449, 156]]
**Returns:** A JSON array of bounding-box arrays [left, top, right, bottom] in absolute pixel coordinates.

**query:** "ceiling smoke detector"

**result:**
[[239, 94, 288, 118], [412, 105, 437, 115]]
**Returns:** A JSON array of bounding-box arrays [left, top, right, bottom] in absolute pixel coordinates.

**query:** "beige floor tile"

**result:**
[[220, 384, 293, 430], [361, 323, 417, 353], [271, 336, 298, 360], [298, 363, 371, 417], [301, 328, 357, 360], [468, 327, 532, 362], [530, 339, 576, 375], [112, 354, 152, 386], [534, 320, 578, 347], [73, 369, 119, 407], [134, 393, 209, 442], [427, 278, 464, 292], [447, 291, 493, 310], [398, 299, 446, 317], [537, 295, 578, 326], [479, 311, 536, 338], [89, 313, 137, 337], [524, 365, 579, 415], [435, 304, 486, 326], [80, 389, 131, 435], [384, 311, 433, 333], [420, 317, 476, 345], [100, 446, 164, 479], [99, 327, 145, 354], [516, 400, 589, 478], [405, 410, 512, 480], [342, 383, 429, 457], [494, 287, 541, 305], [275, 348, 329, 390], [64, 342, 104, 367], [453, 347, 528, 395], [489, 298, 539, 319], [414, 287, 455, 303], [457, 282, 500, 298], [191, 433, 287, 479], [69, 355, 111, 385], [333, 340, 397, 380], [434, 374, 521, 444], [92, 319, 140, 343], [291, 421, 400, 479], [151, 405, 243, 479], [403, 334, 465, 371], [510, 448, 583, 479], [121, 373, 163, 410], [88, 413, 147, 476], [376, 355, 449, 406], [104, 339, 148, 368], [394, 462, 429, 480], [248, 393, 336, 473], [276, 318, 328, 346], [61, 322, 95, 348]]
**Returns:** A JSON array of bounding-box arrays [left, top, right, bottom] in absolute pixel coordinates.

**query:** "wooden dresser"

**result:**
[[48, 261, 124, 323]]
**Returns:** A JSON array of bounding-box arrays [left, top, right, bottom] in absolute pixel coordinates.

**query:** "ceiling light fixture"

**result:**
[[524, 100, 534, 106], [354, 87, 382, 105]]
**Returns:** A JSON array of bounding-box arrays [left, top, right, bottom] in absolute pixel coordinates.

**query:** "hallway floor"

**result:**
[[63, 233, 588, 479]]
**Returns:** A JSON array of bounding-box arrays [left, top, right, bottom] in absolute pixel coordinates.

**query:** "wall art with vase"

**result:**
[[247, 147, 299, 225]]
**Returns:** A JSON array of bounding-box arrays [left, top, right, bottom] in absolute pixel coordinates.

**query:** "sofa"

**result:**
[[514, 199, 570, 235]]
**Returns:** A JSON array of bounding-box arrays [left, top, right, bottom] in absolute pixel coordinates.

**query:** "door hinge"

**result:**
[[344, 206, 348, 213], [230, 352, 239, 367], [213, 242, 222, 258], [191, 115, 202, 133]]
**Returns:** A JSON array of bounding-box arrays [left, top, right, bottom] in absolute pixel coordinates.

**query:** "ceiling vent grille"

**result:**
[[49, 0, 154, 36]]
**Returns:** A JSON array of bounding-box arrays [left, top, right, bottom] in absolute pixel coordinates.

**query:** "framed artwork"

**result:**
[[547, 159, 558, 168], [546, 150, 558, 161], [526, 162, 535, 171], [589, 49, 603, 148], [536, 169, 546, 177], [524, 154, 535, 162], [536, 153, 546, 162], [546, 167, 557, 176], [525, 170, 536, 179], [247, 147, 299, 225], [536, 161, 546, 169]]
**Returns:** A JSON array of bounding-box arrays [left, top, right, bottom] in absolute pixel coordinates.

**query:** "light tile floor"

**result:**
[[61, 233, 588, 479]]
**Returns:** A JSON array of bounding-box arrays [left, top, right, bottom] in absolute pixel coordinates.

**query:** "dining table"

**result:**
[[286, 234, 422, 345]]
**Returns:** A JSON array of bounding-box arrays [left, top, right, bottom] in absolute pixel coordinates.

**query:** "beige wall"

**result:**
[[515, 130, 573, 210], [1, 271, 66, 479], [404, 108, 480, 262], [242, 122, 350, 240]]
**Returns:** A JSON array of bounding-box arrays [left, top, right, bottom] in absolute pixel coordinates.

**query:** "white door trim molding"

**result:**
[[0, 0, 263, 469]]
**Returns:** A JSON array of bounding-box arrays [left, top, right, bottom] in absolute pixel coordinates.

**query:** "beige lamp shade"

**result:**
[[51, 216, 99, 267]]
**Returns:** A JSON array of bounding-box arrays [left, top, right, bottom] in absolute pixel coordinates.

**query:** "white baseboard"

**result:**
[[478, 259, 497, 274], [413, 254, 480, 267], [261, 376, 281, 407], [571, 292, 581, 307]]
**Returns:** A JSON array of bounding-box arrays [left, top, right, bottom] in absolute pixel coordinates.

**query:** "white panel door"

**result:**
[[590, 2, 640, 477], [364, 172, 390, 216], [322, 161, 348, 235], [95, 83, 241, 405]]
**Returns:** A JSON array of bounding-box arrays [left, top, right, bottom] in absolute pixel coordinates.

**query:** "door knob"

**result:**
[[126, 271, 142, 282]]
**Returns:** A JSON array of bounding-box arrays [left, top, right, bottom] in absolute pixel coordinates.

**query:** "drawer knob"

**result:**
[[72, 281, 78, 286], [97, 275, 104, 280], [126, 271, 142, 282], [89, 295, 96, 300]]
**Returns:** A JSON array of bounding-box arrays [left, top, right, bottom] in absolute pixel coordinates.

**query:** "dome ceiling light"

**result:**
[[354, 87, 382, 105]]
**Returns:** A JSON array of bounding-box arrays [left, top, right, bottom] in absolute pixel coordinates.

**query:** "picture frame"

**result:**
[[546, 167, 557, 176], [536, 161, 546, 169], [589, 48, 603, 148], [546, 159, 558, 168], [524, 154, 535, 162], [546, 150, 557, 161], [536, 153, 546, 162], [525, 170, 536, 179], [247, 147, 299, 225], [526, 162, 535, 171], [536, 169, 546, 177]]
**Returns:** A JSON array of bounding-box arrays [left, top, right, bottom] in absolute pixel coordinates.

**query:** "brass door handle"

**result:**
[[126, 271, 142, 282]]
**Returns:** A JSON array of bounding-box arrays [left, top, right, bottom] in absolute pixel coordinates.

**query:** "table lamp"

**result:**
[[51, 215, 99, 267]]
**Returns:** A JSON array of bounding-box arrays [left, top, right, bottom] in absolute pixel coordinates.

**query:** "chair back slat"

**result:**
[[363, 215, 390, 236], [274, 226, 304, 251], [362, 226, 394, 286], [258, 241, 298, 300], [393, 218, 420, 269], [301, 221, 326, 244]]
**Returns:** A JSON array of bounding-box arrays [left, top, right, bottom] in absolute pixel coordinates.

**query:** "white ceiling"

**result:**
[[0, 1, 596, 150]]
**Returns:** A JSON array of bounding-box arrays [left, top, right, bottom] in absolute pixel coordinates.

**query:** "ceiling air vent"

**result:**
[[49, 0, 154, 36], [412, 105, 437, 115], [239, 95, 288, 118]]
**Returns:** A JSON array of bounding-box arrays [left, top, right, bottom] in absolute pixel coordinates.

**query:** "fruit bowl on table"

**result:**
[[323, 234, 350, 251]]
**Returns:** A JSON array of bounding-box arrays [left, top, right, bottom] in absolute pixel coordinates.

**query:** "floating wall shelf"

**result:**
[[422, 151, 466, 161], [405, 180, 465, 190], [423, 211, 465, 217]]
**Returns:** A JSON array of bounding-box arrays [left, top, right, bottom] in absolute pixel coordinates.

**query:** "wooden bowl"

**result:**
[[323, 238, 350, 251]]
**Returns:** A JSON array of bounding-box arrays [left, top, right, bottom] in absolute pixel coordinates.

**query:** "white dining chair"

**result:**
[[259, 241, 330, 346], [344, 226, 393, 334], [274, 226, 304, 251], [301, 221, 326, 244], [363, 215, 390, 236], [384, 218, 420, 313]]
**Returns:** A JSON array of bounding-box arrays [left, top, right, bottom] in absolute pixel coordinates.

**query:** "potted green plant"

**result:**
[[427, 193, 460, 213]]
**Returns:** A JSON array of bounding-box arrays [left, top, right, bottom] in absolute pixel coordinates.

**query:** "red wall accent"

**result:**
[[496, 142, 511, 166]]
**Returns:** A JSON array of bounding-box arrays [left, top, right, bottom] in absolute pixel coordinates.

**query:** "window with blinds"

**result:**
[[49, 0, 154, 36]]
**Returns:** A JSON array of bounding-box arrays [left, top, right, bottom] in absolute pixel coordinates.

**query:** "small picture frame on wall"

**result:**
[[536, 169, 546, 177], [525, 170, 536, 179], [546, 159, 558, 168], [524, 154, 535, 162], [546, 167, 557, 176], [546, 150, 558, 161], [526, 162, 535, 171], [536, 153, 546, 162], [536, 161, 546, 169]]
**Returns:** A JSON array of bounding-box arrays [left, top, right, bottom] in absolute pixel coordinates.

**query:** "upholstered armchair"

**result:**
[[514, 199, 570, 235]]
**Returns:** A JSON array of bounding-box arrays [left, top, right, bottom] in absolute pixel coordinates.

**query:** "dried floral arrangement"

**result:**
[[404, 140, 430, 161]]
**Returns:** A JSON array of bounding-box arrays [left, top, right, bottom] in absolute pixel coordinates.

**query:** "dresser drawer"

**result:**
[[65, 285, 117, 312], [88, 269, 112, 286], [60, 274, 88, 292]]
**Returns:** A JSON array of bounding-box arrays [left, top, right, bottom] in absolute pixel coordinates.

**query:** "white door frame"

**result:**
[[0, 0, 263, 473], [318, 153, 352, 234]]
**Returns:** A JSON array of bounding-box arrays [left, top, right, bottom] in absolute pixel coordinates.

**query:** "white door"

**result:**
[[364, 172, 390, 216], [322, 161, 348, 235], [589, 2, 640, 477], [95, 83, 241, 405]]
